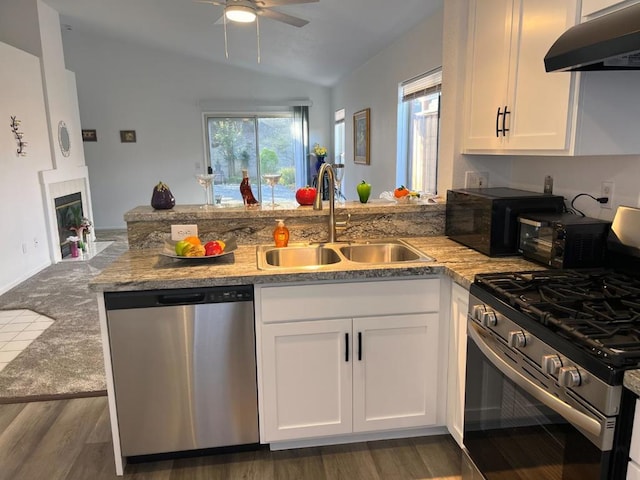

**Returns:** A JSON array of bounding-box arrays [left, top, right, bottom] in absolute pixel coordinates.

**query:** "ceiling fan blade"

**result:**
[[258, 8, 309, 27], [194, 0, 226, 6], [258, 0, 319, 6]]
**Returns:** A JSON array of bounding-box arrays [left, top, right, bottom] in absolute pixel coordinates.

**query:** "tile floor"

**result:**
[[0, 310, 54, 372]]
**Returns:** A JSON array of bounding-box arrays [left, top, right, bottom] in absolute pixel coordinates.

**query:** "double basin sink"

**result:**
[[256, 239, 433, 270]]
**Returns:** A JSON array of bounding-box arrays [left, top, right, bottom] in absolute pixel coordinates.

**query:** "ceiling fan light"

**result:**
[[225, 5, 257, 23]]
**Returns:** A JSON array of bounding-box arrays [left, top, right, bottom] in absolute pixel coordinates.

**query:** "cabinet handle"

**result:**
[[358, 332, 362, 361], [503, 105, 510, 136], [345, 333, 349, 362], [496, 107, 503, 137]]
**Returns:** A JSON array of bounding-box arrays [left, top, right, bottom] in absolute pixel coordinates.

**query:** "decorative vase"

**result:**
[[315, 155, 326, 173]]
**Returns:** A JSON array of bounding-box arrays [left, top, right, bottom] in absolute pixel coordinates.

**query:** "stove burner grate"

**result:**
[[476, 270, 640, 367]]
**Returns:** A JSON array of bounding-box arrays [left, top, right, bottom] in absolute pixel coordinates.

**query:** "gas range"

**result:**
[[462, 206, 640, 480], [471, 269, 640, 383]]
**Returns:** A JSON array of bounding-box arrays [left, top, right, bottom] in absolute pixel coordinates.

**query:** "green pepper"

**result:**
[[357, 180, 371, 203]]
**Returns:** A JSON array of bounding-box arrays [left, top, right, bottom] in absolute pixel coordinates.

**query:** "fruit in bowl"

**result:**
[[295, 186, 317, 206]]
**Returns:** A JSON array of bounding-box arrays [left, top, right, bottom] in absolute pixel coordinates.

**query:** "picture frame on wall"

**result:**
[[353, 108, 370, 165], [120, 130, 136, 143], [82, 129, 97, 142]]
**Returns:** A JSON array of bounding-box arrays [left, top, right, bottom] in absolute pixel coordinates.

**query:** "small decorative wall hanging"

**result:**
[[10, 116, 27, 156], [120, 130, 136, 143], [353, 108, 370, 165], [82, 129, 97, 142], [58, 121, 71, 157]]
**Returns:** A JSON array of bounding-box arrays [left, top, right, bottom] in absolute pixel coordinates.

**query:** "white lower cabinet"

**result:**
[[352, 314, 439, 433], [446, 282, 469, 448], [260, 318, 353, 441], [256, 278, 442, 444], [628, 398, 640, 479]]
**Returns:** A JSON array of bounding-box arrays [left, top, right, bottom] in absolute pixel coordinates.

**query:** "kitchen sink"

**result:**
[[256, 239, 432, 270], [260, 246, 342, 269], [339, 241, 423, 263]]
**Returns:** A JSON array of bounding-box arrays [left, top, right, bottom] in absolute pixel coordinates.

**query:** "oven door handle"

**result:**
[[468, 322, 602, 439]]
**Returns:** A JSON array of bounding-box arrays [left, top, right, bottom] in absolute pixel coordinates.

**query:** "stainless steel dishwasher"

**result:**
[[104, 285, 258, 457]]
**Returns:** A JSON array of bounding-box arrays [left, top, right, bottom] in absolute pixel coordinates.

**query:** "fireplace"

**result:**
[[40, 166, 94, 263], [55, 192, 84, 258]]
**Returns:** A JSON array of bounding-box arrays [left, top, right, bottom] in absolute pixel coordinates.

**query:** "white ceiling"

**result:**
[[42, 0, 443, 86]]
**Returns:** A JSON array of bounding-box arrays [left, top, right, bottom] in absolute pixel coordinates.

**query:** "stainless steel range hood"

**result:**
[[544, 2, 640, 72]]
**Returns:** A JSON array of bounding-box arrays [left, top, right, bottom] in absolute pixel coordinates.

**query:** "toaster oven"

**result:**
[[518, 213, 611, 268]]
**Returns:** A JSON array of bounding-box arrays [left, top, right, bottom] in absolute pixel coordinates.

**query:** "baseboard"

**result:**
[[267, 425, 449, 451], [0, 259, 51, 296]]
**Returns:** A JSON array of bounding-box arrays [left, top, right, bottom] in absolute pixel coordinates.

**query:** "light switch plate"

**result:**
[[171, 224, 198, 241]]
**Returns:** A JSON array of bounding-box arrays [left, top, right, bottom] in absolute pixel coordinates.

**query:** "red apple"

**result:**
[[295, 186, 317, 206]]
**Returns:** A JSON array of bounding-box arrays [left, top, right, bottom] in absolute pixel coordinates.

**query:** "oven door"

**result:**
[[464, 320, 614, 480]]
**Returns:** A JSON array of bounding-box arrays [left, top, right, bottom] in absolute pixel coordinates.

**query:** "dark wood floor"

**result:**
[[0, 397, 462, 480]]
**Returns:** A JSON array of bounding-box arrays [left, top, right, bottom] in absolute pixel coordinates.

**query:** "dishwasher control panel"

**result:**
[[105, 285, 254, 309]]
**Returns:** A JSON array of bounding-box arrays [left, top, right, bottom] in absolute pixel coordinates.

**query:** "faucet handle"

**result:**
[[336, 213, 351, 231]]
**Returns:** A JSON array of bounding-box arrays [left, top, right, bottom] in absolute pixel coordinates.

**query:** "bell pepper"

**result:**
[[357, 180, 371, 203]]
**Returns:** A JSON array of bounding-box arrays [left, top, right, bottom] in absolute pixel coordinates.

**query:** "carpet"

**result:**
[[0, 230, 128, 403]]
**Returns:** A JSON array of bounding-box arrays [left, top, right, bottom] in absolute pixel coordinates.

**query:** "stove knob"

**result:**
[[508, 330, 530, 348], [558, 367, 582, 387], [481, 311, 498, 327], [542, 355, 563, 376], [472, 305, 486, 321]]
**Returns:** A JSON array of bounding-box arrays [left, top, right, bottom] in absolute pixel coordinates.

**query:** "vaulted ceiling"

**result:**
[[43, 0, 443, 86]]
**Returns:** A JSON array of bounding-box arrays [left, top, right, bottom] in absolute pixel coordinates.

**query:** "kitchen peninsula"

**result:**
[[124, 200, 447, 249], [91, 222, 546, 475]]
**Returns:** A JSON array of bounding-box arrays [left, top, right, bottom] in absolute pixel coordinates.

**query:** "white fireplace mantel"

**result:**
[[40, 165, 94, 263]]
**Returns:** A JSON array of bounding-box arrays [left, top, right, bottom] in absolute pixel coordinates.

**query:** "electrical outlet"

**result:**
[[544, 175, 554, 194], [171, 224, 198, 240], [465, 171, 489, 188], [22, 243, 27, 254], [601, 181, 614, 209], [33, 237, 39, 248]]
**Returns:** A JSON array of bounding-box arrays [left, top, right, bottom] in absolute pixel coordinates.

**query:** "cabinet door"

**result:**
[[352, 313, 439, 432], [446, 283, 469, 448], [464, 0, 513, 150], [261, 318, 353, 442], [505, 0, 577, 151]]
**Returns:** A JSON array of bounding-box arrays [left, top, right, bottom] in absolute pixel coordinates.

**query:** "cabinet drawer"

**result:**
[[259, 278, 440, 323]]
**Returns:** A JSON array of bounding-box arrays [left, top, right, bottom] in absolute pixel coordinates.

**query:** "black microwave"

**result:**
[[445, 188, 565, 256], [518, 213, 611, 268]]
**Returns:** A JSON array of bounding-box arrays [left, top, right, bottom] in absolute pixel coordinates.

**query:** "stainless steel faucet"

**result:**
[[313, 163, 337, 243]]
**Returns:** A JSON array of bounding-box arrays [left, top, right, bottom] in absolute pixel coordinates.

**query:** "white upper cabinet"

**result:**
[[464, 0, 578, 153], [464, 0, 640, 156]]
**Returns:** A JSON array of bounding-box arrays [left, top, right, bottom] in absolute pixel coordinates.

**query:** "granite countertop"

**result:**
[[89, 236, 545, 293], [123, 199, 445, 221], [624, 370, 640, 397]]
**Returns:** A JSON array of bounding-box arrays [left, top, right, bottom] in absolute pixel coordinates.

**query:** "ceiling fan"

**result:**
[[197, 0, 318, 63], [199, 0, 318, 28]]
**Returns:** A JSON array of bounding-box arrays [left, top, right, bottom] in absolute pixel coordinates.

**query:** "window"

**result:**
[[397, 69, 442, 194], [334, 108, 345, 165], [204, 110, 308, 205]]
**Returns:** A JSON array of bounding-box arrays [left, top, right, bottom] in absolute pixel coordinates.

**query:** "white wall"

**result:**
[[62, 31, 332, 229], [0, 42, 52, 294], [331, 7, 444, 201]]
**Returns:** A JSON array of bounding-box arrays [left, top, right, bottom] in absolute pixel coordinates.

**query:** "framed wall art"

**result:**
[[120, 130, 136, 143], [353, 108, 370, 165], [82, 129, 97, 142]]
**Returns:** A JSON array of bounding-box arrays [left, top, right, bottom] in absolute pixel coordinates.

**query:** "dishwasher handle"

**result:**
[[104, 285, 254, 310], [158, 293, 206, 305]]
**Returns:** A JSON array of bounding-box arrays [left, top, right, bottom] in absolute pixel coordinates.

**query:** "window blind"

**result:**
[[401, 69, 442, 102]]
